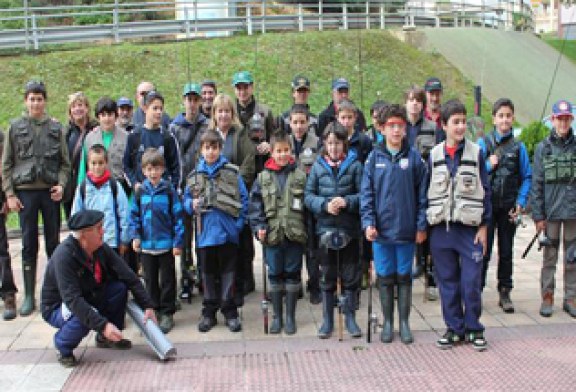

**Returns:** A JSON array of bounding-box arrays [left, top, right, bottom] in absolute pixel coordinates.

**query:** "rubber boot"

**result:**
[[344, 290, 362, 338], [2, 293, 17, 321], [378, 275, 395, 343], [20, 262, 36, 317], [318, 291, 334, 339], [284, 283, 300, 335], [397, 274, 413, 344], [269, 283, 283, 334]]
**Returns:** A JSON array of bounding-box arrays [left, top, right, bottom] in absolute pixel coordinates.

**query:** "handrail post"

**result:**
[[365, 1, 370, 29], [32, 13, 38, 51], [343, 3, 348, 30], [261, 0, 266, 34], [184, 7, 191, 39], [113, 1, 120, 44], [247, 4, 252, 35], [298, 3, 304, 32], [380, 1, 385, 30], [319, 0, 323, 31]]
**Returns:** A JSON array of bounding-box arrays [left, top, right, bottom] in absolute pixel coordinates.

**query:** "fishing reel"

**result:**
[[538, 231, 553, 250], [261, 298, 269, 314], [369, 312, 379, 335]]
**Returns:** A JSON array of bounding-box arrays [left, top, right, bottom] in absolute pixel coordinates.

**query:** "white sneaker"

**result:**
[[426, 287, 438, 301]]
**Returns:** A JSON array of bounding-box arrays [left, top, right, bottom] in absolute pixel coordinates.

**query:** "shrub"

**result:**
[[518, 121, 550, 160]]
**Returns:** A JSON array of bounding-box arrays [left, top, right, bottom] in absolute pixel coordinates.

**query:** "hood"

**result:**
[[197, 154, 229, 177]]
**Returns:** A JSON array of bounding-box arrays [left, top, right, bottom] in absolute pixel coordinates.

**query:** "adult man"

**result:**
[[2, 80, 71, 317], [424, 77, 443, 129], [170, 82, 209, 300], [41, 210, 156, 367], [200, 80, 217, 119], [116, 97, 135, 134], [277, 75, 319, 136], [317, 78, 367, 137], [233, 70, 275, 297], [132, 81, 171, 130]]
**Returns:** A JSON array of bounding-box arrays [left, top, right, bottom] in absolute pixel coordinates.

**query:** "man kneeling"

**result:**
[[41, 210, 156, 367]]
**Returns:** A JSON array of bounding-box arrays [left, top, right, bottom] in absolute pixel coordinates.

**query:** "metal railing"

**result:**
[[0, 1, 534, 50]]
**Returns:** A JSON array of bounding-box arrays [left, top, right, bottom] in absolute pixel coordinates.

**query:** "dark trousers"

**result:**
[[199, 243, 238, 319], [46, 281, 127, 356], [181, 214, 195, 280], [318, 238, 361, 292], [17, 189, 61, 264], [482, 207, 517, 291], [264, 240, 304, 285], [140, 251, 176, 315], [0, 213, 17, 296], [431, 225, 484, 335], [416, 235, 437, 287], [304, 210, 320, 292], [235, 224, 255, 296]]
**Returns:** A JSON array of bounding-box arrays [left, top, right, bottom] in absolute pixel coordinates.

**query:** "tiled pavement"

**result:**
[[0, 221, 575, 391]]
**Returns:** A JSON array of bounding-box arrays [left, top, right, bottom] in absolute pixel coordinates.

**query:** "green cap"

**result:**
[[182, 83, 201, 96], [232, 71, 254, 86]]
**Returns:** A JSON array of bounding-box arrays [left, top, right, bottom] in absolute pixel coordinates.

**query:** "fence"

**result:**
[[0, 1, 535, 50]]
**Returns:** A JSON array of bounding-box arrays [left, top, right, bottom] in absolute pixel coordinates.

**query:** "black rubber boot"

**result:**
[[269, 284, 283, 334], [284, 283, 300, 335], [20, 262, 36, 317], [318, 291, 334, 339], [397, 274, 413, 344], [378, 275, 395, 343], [344, 290, 362, 338]]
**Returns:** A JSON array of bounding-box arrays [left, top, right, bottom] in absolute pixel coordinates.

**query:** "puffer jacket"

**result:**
[[304, 149, 362, 238]]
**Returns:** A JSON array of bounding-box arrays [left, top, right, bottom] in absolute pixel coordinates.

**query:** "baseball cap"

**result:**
[[201, 79, 217, 89], [332, 78, 349, 91], [552, 99, 574, 117], [291, 75, 310, 90], [424, 77, 443, 92], [117, 97, 133, 107], [25, 80, 46, 96], [182, 82, 201, 96], [232, 71, 254, 86]]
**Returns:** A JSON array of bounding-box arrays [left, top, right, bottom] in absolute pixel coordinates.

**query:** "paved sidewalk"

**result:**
[[0, 222, 575, 391]]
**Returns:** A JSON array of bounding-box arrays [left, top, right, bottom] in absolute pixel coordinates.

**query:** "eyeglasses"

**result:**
[[139, 91, 150, 97]]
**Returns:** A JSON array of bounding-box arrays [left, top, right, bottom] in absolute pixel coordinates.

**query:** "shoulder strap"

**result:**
[[80, 179, 86, 202]]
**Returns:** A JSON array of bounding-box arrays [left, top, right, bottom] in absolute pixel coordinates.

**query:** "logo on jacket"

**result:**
[[400, 158, 409, 170]]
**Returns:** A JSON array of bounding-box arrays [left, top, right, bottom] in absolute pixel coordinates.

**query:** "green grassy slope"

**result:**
[[0, 30, 490, 128]]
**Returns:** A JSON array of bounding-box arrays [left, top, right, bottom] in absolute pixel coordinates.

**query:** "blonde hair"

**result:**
[[67, 91, 92, 123], [209, 93, 243, 130]]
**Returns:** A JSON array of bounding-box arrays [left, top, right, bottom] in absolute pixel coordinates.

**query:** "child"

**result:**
[[305, 123, 363, 339], [184, 130, 248, 333], [478, 99, 532, 313], [531, 99, 576, 318], [123, 91, 180, 193], [129, 148, 184, 334], [72, 144, 130, 254], [0, 130, 17, 320], [365, 100, 388, 145], [289, 104, 321, 304], [361, 104, 428, 344], [249, 132, 307, 334], [427, 99, 491, 351]]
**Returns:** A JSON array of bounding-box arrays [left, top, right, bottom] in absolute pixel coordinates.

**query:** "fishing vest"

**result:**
[[187, 163, 243, 218], [413, 118, 439, 160], [484, 133, 521, 209], [10, 117, 62, 187], [427, 139, 485, 227], [291, 132, 319, 174], [258, 168, 307, 246], [542, 139, 576, 185], [84, 127, 128, 182]]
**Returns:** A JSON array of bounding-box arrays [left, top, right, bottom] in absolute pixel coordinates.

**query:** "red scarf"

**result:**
[[87, 170, 111, 188], [445, 144, 458, 160], [264, 157, 295, 171], [323, 153, 346, 168]]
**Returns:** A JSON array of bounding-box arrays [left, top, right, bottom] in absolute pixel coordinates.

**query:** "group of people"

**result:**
[[0, 71, 575, 368]]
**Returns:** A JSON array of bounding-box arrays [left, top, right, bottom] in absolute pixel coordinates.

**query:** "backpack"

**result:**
[[80, 179, 121, 245]]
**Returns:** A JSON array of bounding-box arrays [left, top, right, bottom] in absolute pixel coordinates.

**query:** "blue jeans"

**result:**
[[46, 281, 128, 356], [373, 242, 415, 277], [264, 240, 304, 285]]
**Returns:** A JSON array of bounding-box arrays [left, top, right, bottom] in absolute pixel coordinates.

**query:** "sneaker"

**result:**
[[426, 287, 438, 301], [159, 314, 175, 334], [198, 316, 217, 333], [57, 352, 77, 368], [436, 330, 463, 350], [466, 330, 488, 352], [95, 334, 132, 350], [498, 288, 515, 313], [226, 317, 242, 332], [2, 293, 17, 321], [539, 292, 554, 317], [563, 299, 576, 318]]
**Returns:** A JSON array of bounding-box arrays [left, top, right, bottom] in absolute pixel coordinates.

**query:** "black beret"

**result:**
[[68, 210, 104, 231]]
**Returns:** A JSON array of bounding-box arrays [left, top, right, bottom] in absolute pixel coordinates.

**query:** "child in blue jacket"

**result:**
[[183, 130, 248, 334], [72, 144, 130, 254], [129, 148, 184, 334], [305, 122, 363, 339], [361, 104, 428, 345]]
